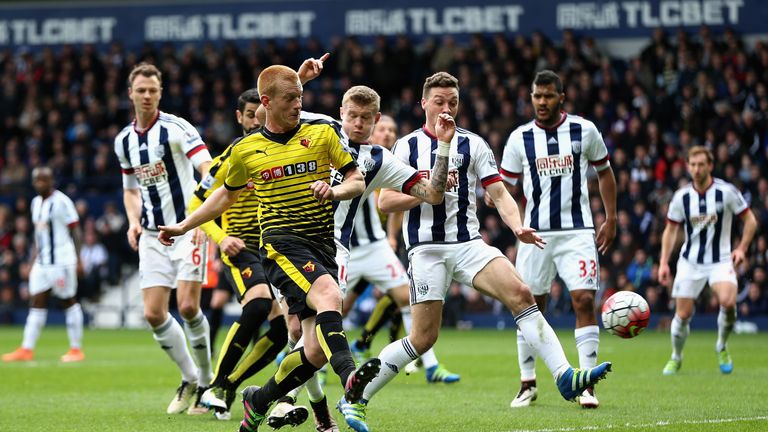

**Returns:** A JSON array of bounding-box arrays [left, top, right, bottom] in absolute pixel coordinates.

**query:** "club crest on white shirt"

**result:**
[[571, 140, 582, 154]]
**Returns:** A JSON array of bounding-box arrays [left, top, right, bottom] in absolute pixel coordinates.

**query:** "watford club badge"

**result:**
[[241, 267, 253, 279], [300, 137, 312, 148], [302, 261, 315, 272]]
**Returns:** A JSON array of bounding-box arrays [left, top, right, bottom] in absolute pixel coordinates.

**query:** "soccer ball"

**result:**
[[601, 291, 650, 338]]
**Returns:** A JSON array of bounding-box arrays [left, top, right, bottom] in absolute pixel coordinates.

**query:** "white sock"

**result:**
[[184, 310, 214, 385], [516, 329, 537, 381], [514, 305, 570, 380], [21, 308, 47, 350], [716, 307, 736, 352], [575, 325, 600, 369], [362, 337, 419, 401], [153, 315, 198, 383], [65, 303, 84, 349], [305, 371, 325, 402], [670, 314, 690, 361]]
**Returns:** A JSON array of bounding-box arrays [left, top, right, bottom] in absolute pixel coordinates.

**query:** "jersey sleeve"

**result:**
[[666, 190, 685, 224], [61, 195, 80, 227], [177, 117, 212, 168], [114, 134, 139, 189], [327, 125, 357, 175], [727, 185, 749, 217], [224, 144, 249, 190], [500, 130, 523, 185], [475, 138, 502, 188], [584, 122, 610, 171], [378, 148, 421, 194]]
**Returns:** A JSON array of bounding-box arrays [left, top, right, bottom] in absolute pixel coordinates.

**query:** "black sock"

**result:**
[[250, 347, 318, 412], [315, 310, 356, 385], [310, 396, 332, 423], [212, 297, 271, 387], [358, 295, 397, 349], [209, 306, 224, 349], [388, 310, 404, 343], [231, 316, 288, 388]]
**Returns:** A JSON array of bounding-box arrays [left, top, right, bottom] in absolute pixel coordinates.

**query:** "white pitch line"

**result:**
[[508, 416, 768, 432]]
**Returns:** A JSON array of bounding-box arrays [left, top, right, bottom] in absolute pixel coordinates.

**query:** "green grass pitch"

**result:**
[[1, 327, 767, 432]]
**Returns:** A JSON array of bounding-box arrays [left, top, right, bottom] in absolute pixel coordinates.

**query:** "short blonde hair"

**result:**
[[257, 65, 299, 98], [687, 145, 714, 164], [128, 63, 162, 87], [342, 85, 380, 112]]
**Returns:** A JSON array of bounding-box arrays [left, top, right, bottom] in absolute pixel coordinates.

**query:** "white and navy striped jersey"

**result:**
[[114, 111, 212, 230], [667, 178, 749, 264], [349, 194, 386, 247], [500, 113, 610, 232], [333, 142, 421, 252], [31, 190, 79, 266], [393, 126, 502, 249]]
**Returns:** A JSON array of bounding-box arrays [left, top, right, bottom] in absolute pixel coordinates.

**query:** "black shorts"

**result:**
[[221, 247, 269, 303], [260, 235, 338, 320]]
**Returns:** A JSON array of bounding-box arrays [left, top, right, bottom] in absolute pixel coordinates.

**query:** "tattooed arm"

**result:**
[[379, 113, 455, 212]]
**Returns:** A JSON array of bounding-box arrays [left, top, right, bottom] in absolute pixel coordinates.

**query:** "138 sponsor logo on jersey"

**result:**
[[260, 160, 318, 181]]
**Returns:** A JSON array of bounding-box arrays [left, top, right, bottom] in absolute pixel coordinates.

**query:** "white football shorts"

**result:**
[[516, 230, 599, 296], [139, 230, 207, 289], [346, 239, 408, 294], [29, 263, 77, 299], [407, 239, 504, 304], [672, 258, 738, 299]]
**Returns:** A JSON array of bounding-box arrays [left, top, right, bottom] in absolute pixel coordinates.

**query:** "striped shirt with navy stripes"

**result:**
[[349, 194, 386, 247], [500, 112, 610, 232], [392, 126, 502, 250], [333, 142, 421, 252], [31, 190, 79, 266], [667, 178, 748, 264], [114, 111, 212, 230]]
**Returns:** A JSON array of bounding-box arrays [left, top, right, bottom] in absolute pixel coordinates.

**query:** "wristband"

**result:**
[[437, 140, 451, 157]]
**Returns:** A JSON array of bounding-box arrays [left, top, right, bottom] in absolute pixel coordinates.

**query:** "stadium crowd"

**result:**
[[1, 26, 767, 323]]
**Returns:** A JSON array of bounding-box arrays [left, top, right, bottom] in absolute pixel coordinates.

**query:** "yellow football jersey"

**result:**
[[225, 118, 356, 244], [188, 141, 261, 246]]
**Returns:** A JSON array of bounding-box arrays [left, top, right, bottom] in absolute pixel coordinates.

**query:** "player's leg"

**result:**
[[139, 231, 200, 413], [176, 239, 213, 385], [511, 238, 555, 407], [470, 247, 610, 401], [557, 233, 601, 407], [240, 240, 379, 431], [144, 285, 200, 413], [338, 245, 449, 432], [3, 265, 50, 362], [712, 277, 738, 374], [58, 264, 85, 362], [208, 282, 231, 349], [352, 291, 395, 363], [664, 259, 705, 375], [242, 315, 323, 431]]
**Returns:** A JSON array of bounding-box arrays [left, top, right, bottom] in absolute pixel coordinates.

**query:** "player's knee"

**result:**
[[409, 331, 438, 355], [720, 298, 736, 309], [177, 302, 199, 320], [302, 343, 327, 366], [675, 310, 693, 321], [572, 293, 595, 315], [144, 310, 166, 327]]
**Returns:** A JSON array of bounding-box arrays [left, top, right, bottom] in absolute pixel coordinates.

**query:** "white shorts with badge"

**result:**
[[672, 258, 738, 299], [29, 263, 78, 298], [516, 230, 599, 296], [407, 239, 504, 304], [139, 230, 207, 289], [346, 239, 408, 293]]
